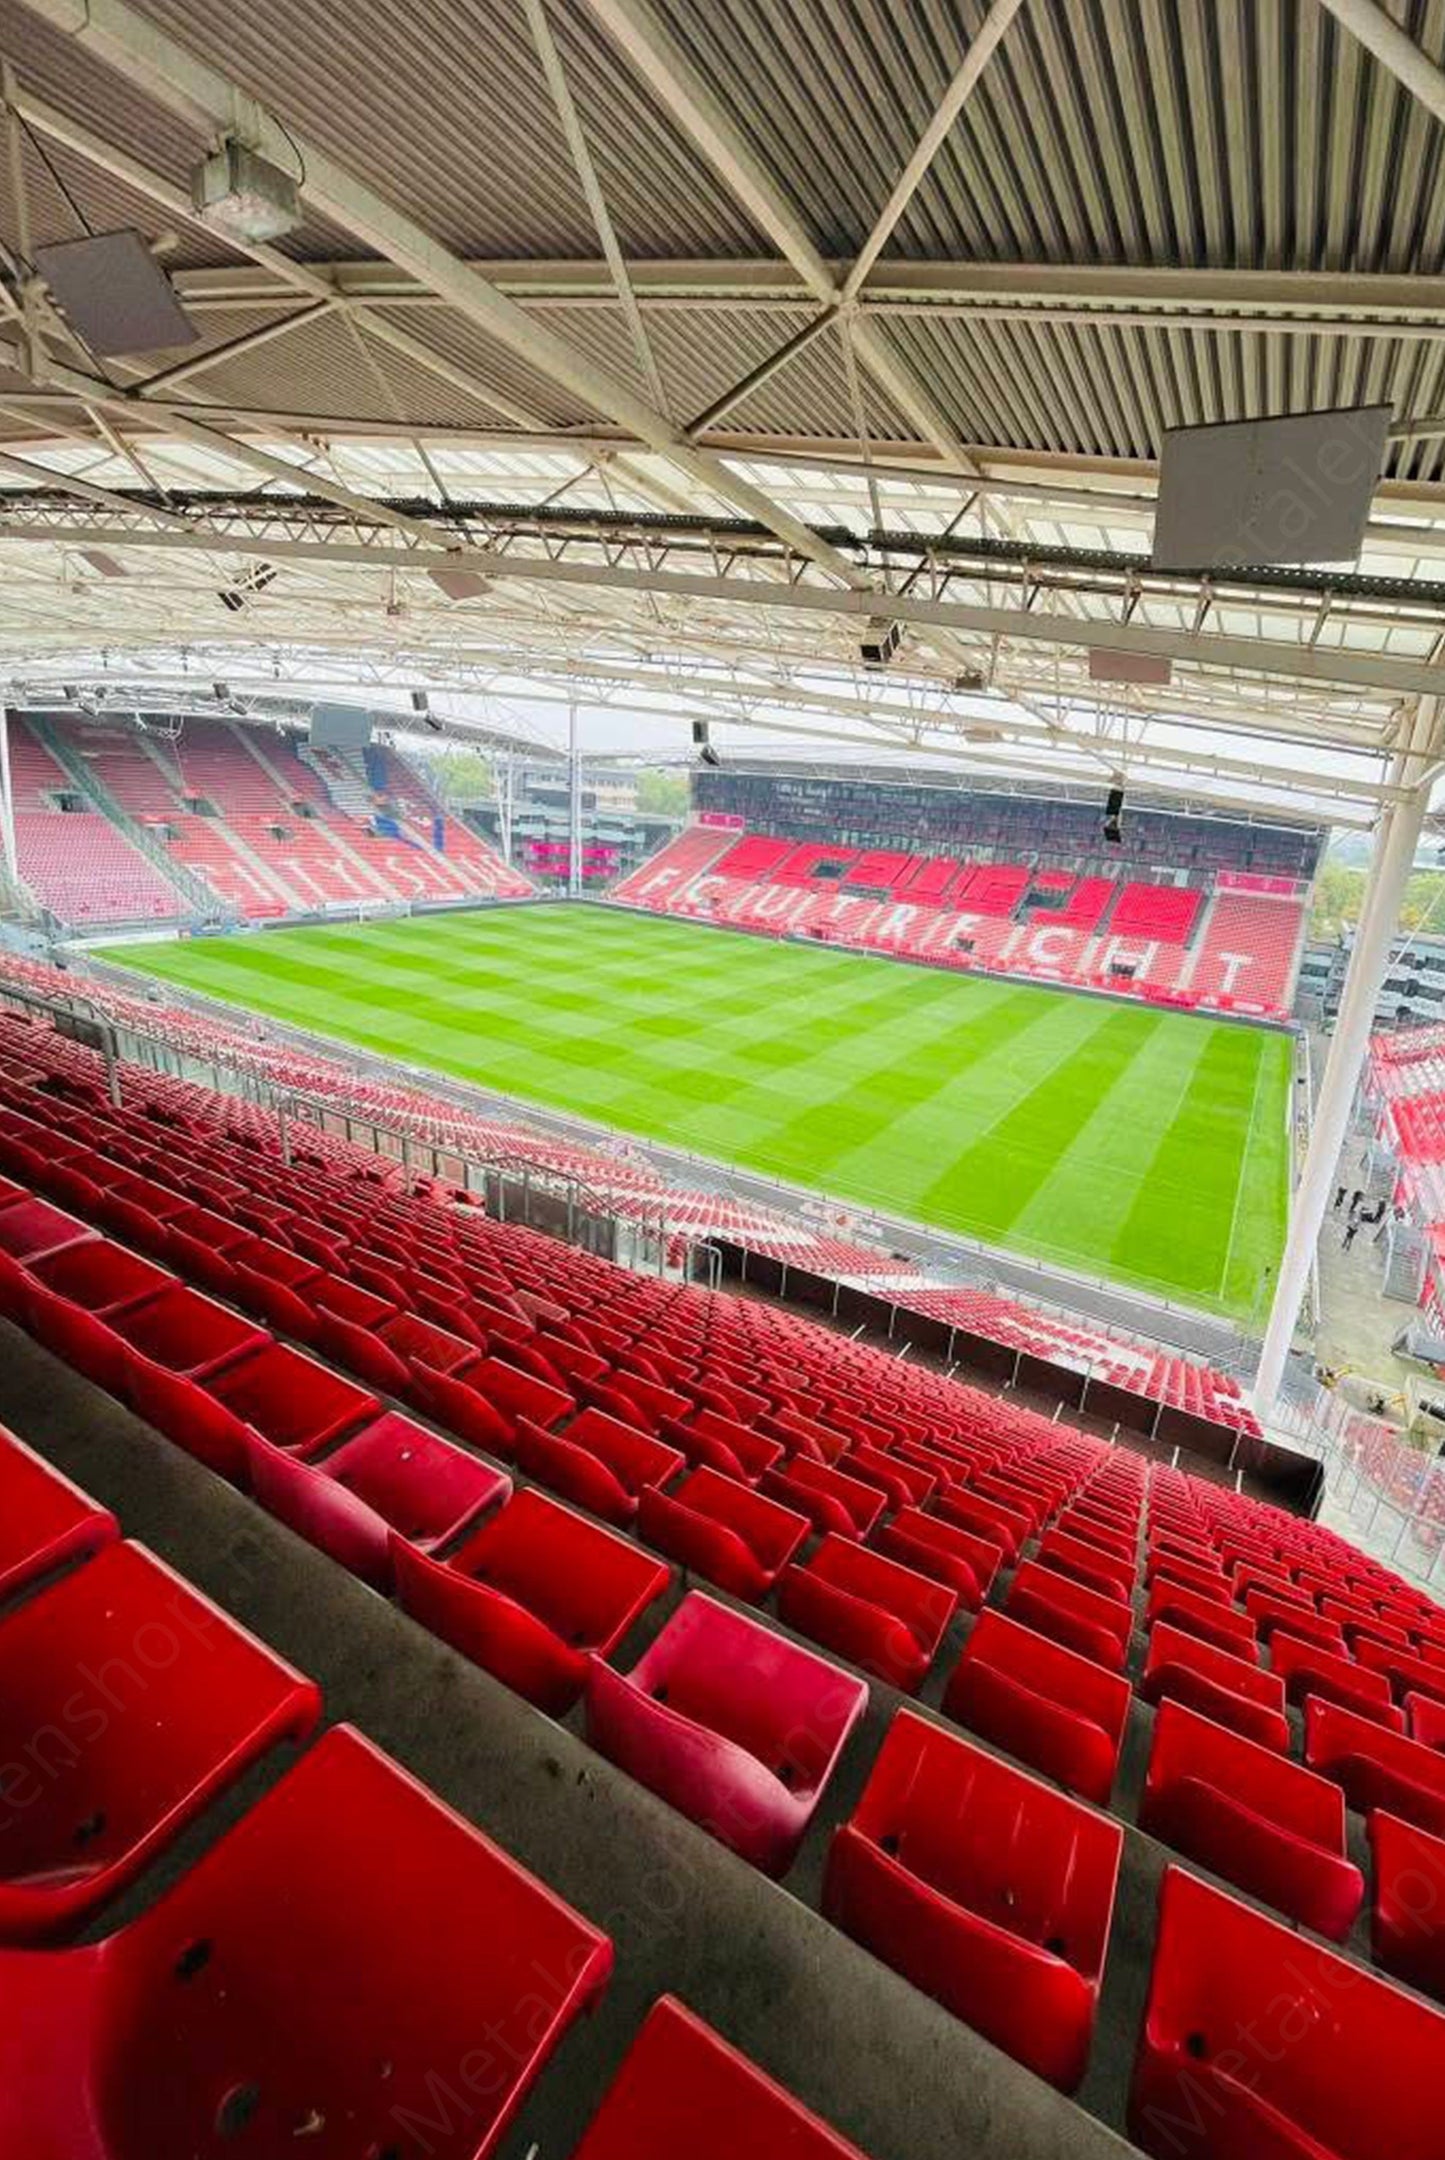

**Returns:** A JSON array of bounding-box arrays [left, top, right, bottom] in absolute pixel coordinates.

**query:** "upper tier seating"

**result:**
[[615, 825, 1306, 1018], [8, 723, 185, 924]]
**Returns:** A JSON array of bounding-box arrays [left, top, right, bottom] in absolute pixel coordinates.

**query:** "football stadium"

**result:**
[[1, 4, 1445, 2157]]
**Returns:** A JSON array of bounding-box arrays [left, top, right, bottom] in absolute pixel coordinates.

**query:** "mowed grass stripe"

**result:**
[[111, 905, 1289, 1322]]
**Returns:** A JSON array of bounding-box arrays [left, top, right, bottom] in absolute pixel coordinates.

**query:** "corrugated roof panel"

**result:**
[[128, 0, 767, 258]]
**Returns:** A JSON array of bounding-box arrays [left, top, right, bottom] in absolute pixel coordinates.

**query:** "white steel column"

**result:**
[[1254, 699, 1439, 1415], [0, 707, 17, 890], [568, 703, 582, 899]]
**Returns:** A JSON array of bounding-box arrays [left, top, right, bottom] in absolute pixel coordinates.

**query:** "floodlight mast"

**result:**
[[1253, 697, 1441, 1421]]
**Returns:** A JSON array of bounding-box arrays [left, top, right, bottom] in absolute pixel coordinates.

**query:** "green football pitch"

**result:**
[[112, 903, 1291, 1323]]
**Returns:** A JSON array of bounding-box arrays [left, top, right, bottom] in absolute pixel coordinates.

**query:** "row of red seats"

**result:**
[[5, 1023, 1445, 2144], [0, 1420, 879, 2158]]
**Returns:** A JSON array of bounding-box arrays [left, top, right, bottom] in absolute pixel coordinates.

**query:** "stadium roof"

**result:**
[[0, 0, 1444, 821]]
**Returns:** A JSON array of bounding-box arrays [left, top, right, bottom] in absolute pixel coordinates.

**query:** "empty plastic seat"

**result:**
[[943, 1611, 1131, 1805], [933, 1486, 1028, 1562], [207, 1343, 378, 1457], [1139, 1699, 1362, 1940], [667, 1410, 782, 1484], [1409, 1694, 1445, 1749], [1270, 1634, 1404, 1728], [1129, 1864, 1445, 2160], [247, 1414, 511, 1589], [824, 1709, 1121, 2091], [778, 1536, 956, 1692], [585, 1593, 868, 1876], [1140, 1621, 1290, 1752], [571, 1995, 870, 2158], [113, 1285, 265, 1382], [0, 1722, 612, 2157], [514, 1409, 683, 1529], [638, 1467, 808, 1602], [25, 1238, 172, 1318], [1305, 1698, 1445, 1837], [1244, 1590, 1345, 1657], [1007, 1559, 1132, 1671], [393, 1488, 669, 1715], [759, 1455, 887, 1540], [0, 1193, 94, 1262], [1149, 1577, 1258, 1656], [0, 1539, 319, 1943], [872, 1506, 992, 1605], [1037, 1526, 1135, 1602], [472, 1353, 575, 1434], [0, 1425, 117, 1600], [1356, 1638, 1445, 1711], [1369, 1811, 1445, 2005]]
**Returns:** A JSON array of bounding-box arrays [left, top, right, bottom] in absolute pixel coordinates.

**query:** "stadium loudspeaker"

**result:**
[[1103, 785, 1125, 846], [1151, 404, 1389, 572], [691, 721, 709, 745]]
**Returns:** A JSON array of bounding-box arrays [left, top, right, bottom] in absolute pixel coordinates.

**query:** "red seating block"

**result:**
[[393, 1488, 669, 1715], [1305, 1697, 1445, 1837], [1369, 1811, 1445, 2005], [824, 1709, 1121, 2091], [0, 1723, 611, 2157], [1129, 1864, 1445, 2160], [638, 1467, 808, 1602], [943, 1611, 1131, 1805], [207, 1343, 378, 1457], [1140, 1621, 1289, 1752], [0, 1425, 116, 1600], [1270, 1634, 1404, 1729], [572, 1996, 870, 2158], [585, 1592, 868, 1876], [514, 1409, 683, 1529], [0, 1539, 319, 1942], [1139, 1699, 1363, 1940], [1007, 1559, 1132, 1671], [778, 1536, 956, 1692], [247, 1414, 510, 1589]]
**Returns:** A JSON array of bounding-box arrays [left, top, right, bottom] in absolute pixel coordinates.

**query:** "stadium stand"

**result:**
[[0, 998, 1442, 2147], [616, 831, 1308, 1019], [0, 946, 1264, 1444], [2, 712, 530, 928], [7, 720, 187, 927]]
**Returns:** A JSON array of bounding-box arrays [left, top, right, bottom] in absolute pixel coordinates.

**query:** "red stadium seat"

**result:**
[[665, 1410, 783, 1484], [871, 1506, 992, 1606], [778, 1536, 956, 1691], [1146, 1579, 1257, 1657], [1356, 1637, 1445, 1711], [1270, 1634, 1405, 1728], [1369, 1810, 1445, 2005], [247, 1414, 511, 1589], [824, 1709, 1121, 2091], [1305, 1697, 1445, 1837], [933, 1486, 1028, 1562], [393, 1488, 669, 1715], [585, 1592, 868, 1877], [1037, 1525, 1135, 1601], [0, 1192, 94, 1262], [1140, 1621, 1290, 1752], [1129, 1864, 1445, 2160], [0, 1425, 116, 1600], [113, 1285, 266, 1382], [759, 1455, 887, 1540], [0, 1724, 611, 2158], [943, 1610, 1130, 1805], [1006, 1559, 1132, 1670], [0, 1539, 319, 1943], [1409, 1693, 1445, 1749], [207, 1343, 378, 1457], [638, 1467, 808, 1602], [513, 1408, 683, 1529], [1139, 1699, 1363, 1940], [572, 1996, 870, 2159]]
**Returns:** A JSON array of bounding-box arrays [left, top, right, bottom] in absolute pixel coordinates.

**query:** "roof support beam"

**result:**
[[1315, 0, 1445, 129], [4, 511, 1442, 699], [839, 0, 1027, 304], [14, 0, 869, 588], [583, 0, 987, 475]]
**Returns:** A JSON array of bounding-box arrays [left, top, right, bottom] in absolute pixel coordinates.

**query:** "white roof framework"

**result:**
[[0, 0, 1441, 816]]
